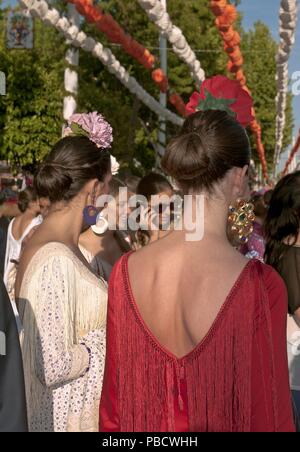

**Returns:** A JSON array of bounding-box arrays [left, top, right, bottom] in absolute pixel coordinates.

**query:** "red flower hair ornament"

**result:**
[[186, 75, 254, 128]]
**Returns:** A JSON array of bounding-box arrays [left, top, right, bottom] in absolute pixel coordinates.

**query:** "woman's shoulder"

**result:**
[[20, 242, 87, 285], [26, 241, 76, 264], [20, 242, 73, 276], [250, 260, 288, 314], [250, 259, 286, 287], [19, 241, 108, 297]]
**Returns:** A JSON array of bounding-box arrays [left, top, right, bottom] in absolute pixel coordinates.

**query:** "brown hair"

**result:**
[[18, 186, 38, 213], [161, 110, 251, 194], [122, 175, 141, 194], [137, 172, 173, 201], [251, 193, 267, 219], [35, 136, 111, 203], [265, 171, 300, 269], [109, 177, 127, 198]]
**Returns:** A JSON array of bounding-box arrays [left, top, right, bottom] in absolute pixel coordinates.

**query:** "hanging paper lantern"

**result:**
[[210, 0, 227, 16], [223, 4, 238, 24], [215, 17, 231, 32]]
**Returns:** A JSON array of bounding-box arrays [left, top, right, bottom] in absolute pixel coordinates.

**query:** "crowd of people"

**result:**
[[0, 80, 300, 432]]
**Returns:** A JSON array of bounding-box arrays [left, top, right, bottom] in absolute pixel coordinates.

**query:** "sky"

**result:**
[[2, 1, 300, 141], [239, 0, 300, 167]]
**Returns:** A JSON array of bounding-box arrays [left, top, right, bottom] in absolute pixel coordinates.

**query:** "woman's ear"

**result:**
[[85, 179, 99, 205], [231, 165, 249, 199]]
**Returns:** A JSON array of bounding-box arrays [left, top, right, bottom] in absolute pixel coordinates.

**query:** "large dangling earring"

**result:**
[[83, 189, 98, 226], [91, 211, 109, 235], [228, 198, 255, 244], [83, 205, 98, 226]]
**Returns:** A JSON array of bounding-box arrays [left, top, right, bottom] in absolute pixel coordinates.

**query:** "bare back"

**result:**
[[12, 214, 34, 242], [128, 230, 249, 359]]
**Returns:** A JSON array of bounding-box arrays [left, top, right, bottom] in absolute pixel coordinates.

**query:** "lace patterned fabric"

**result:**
[[79, 245, 112, 283], [18, 242, 107, 432]]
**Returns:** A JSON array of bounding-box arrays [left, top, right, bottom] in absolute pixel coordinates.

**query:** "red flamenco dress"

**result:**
[[99, 253, 295, 432]]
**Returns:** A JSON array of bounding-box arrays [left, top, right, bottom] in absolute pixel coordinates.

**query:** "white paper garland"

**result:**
[[19, 0, 183, 127], [274, 0, 298, 173], [63, 4, 80, 121], [137, 0, 205, 85]]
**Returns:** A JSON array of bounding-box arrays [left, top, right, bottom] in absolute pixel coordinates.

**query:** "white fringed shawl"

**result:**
[[19, 242, 107, 432]]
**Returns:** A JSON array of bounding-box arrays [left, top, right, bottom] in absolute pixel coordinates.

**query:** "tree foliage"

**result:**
[[0, 1, 294, 176], [241, 21, 294, 167], [0, 7, 66, 171]]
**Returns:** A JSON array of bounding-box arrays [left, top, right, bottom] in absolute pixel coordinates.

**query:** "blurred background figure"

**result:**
[[263, 189, 274, 209], [79, 177, 134, 281], [121, 174, 140, 196], [265, 172, 300, 430], [133, 172, 175, 249], [38, 196, 51, 219], [3, 187, 42, 329], [240, 191, 268, 262], [20, 196, 51, 252], [0, 199, 9, 279]]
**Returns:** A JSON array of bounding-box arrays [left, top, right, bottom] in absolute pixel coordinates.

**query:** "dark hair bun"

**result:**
[[36, 164, 73, 203], [162, 110, 250, 193], [34, 136, 111, 203], [162, 132, 210, 182]]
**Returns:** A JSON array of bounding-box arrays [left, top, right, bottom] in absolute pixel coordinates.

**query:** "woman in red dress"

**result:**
[[99, 79, 295, 432]]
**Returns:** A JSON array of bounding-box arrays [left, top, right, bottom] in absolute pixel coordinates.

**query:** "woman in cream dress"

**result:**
[[15, 120, 113, 432], [79, 178, 134, 281]]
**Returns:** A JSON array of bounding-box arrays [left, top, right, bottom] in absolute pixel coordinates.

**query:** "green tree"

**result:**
[[241, 22, 294, 167], [0, 2, 293, 177], [79, 0, 227, 175], [0, 8, 66, 171]]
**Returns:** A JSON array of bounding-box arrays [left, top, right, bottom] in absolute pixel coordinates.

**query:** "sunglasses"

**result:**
[[152, 202, 175, 215]]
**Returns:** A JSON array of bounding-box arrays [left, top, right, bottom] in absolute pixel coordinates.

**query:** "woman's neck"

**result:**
[[21, 209, 38, 221], [45, 200, 86, 247], [180, 194, 229, 243]]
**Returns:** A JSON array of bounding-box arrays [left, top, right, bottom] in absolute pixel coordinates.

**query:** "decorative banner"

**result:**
[[273, 0, 297, 175], [210, 0, 269, 181], [6, 11, 33, 49], [137, 0, 205, 85], [66, 0, 186, 116], [19, 0, 183, 127]]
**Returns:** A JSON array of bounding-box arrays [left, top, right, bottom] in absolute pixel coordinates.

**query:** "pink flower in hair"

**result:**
[[64, 111, 113, 149]]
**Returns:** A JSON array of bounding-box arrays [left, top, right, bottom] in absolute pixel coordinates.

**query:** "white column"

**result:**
[[63, 4, 80, 123], [157, 0, 167, 157]]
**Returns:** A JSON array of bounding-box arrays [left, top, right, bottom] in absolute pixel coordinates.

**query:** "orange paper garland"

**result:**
[[282, 129, 300, 176], [210, 0, 268, 180], [67, 0, 187, 116]]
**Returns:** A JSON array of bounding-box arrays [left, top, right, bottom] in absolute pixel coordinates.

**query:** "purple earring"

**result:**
[[83, 205, 98, 226]]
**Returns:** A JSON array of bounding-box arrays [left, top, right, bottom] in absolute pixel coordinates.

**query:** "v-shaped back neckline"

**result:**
[[123, 252, 255, 363]]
